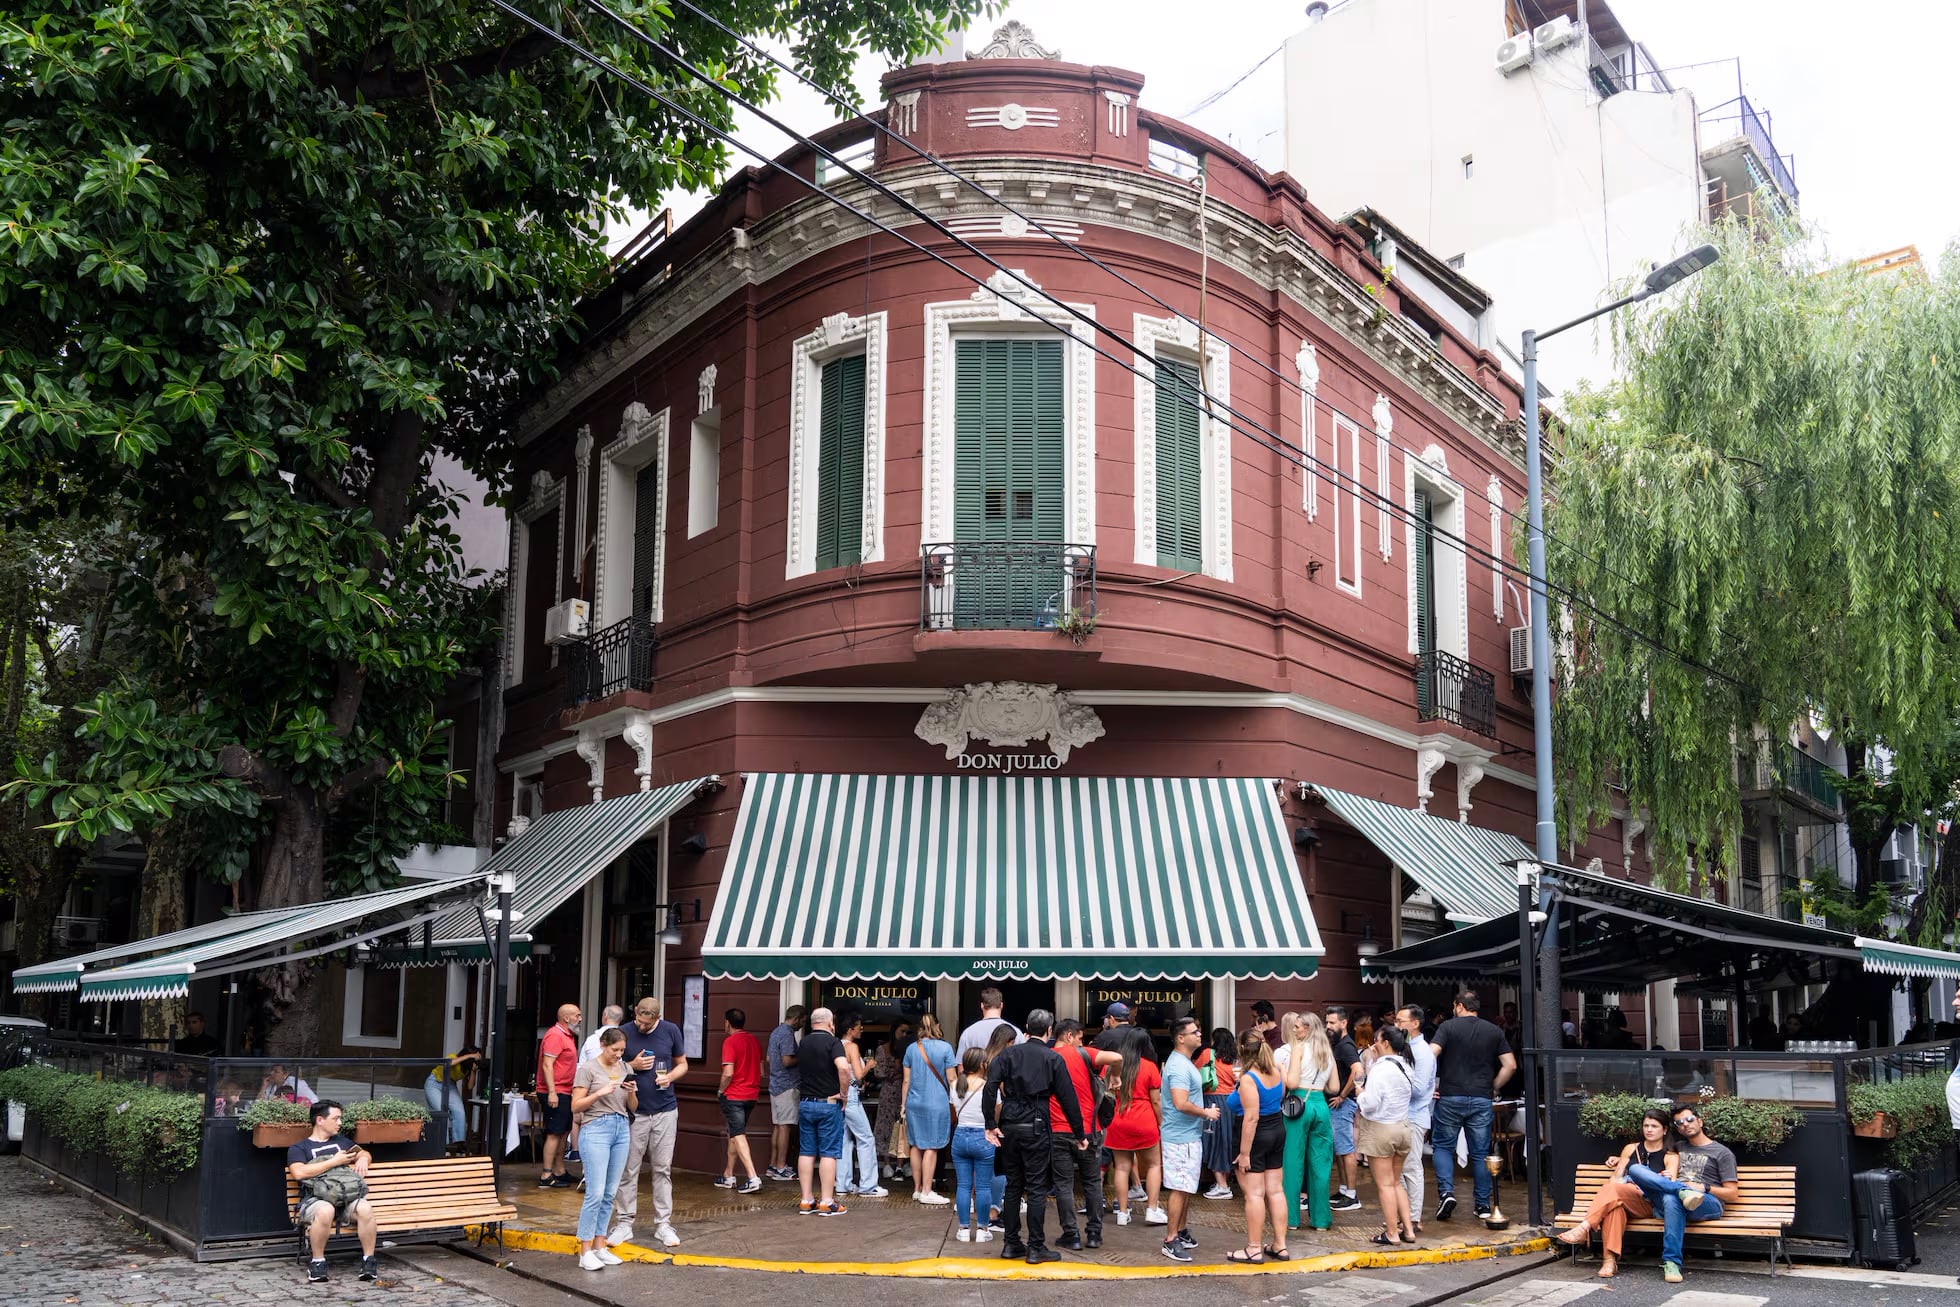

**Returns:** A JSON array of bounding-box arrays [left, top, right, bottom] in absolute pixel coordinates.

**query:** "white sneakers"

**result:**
[[607, 1223, 633, 1246], [1203, 1184, 1235, 1200], [595, 1247, 623, 1266], [856, 1185, 890, 1197], [1114, 1208, 1133, 1226], [653, 1223, 681, 1248], [914, 1190, 951, 1205], [1144, 1206, 1169, 1225], [579, 1251, 605, 1272]]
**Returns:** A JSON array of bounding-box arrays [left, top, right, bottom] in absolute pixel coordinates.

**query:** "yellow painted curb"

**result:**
[[469, 1224, 1553, 1279]]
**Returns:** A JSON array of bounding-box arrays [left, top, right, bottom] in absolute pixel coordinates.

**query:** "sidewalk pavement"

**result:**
[[493, 1162, 1551, 1278]]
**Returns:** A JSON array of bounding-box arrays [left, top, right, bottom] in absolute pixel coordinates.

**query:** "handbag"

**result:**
[[1280, 1091, 1306, 1120], [888, 1111, 909, 1158]]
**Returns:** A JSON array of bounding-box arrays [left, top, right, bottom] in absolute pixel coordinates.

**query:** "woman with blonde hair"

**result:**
[[1229, 1029, 1288, 1262], [901, 1013, 956, 1203], [1274, 1012, 1339, 1230]]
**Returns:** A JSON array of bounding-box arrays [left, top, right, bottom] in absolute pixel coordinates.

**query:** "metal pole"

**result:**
[[1517, 864, 1544, 1227], [488, 874, 512, 1192], [1523, 329, 1564, 1052]]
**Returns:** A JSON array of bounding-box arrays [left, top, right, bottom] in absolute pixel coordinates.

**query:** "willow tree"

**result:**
[[1547, 228, 1960, 930]]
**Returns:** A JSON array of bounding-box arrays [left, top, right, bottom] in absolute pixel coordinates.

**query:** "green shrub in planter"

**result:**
[[0, 1064, 202, 1178], [343, 1096, 431, 1124], [1577, 1091, 1801, 1154], [236, 1097, 312, 1130], [1852, 1073, 1951, 1168]]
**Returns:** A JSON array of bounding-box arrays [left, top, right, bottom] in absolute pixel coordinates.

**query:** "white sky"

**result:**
[[614, 0, 1958, 273]]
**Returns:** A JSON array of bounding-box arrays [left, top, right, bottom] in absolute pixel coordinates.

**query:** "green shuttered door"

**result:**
[[815, 354, 867, 571], [1154, 358, 1204, 571], [1414, 488, 1436, 714], [953, 339, 1065, 626]]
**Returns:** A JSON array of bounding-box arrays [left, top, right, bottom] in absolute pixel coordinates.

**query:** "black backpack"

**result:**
[[1079, 1049, 1115, 1130]]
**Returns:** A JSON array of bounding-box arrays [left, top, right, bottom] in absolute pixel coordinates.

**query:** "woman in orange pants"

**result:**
[[1557, 1108, 1676, 1278]]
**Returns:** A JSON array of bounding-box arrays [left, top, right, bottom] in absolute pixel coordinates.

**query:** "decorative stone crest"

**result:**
[[575, 731, 607, 806], [697, 364, 717, 415], [915, 682, 1105, 763], [1414, 746, 1448, 813], [889, 91, 921, 136], [1456, 760, 1486, 823], [526, 469, 558, 513], [968, 20, 1059, 60], [1104, 91, 1131, 137], [1372, 392, 1393, 439], [623, 717, 655, 792]]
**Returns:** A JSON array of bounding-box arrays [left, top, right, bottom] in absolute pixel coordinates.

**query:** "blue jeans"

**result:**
[[798, 1100, 844, 1158], [424, 1073, 466, 1146], [1431, 1096, 1494, 1208], [1626, 1163, 1725, 1264], [840, 1101, 878, 1190], [575, 1114, 630, 1240], [951, 1126, 995, 1225]]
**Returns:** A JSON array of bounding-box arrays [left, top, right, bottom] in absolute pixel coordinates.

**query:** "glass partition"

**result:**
[[207, 1056, 440, 1117]]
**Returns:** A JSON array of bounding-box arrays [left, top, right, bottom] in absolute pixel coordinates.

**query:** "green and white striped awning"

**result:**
[[703, 773, 1323, 981], [9, 902, 313, 994], [77, 877, 493, 1002], [374, 780, 713, 966], [1310, 785, 1533, 923], [1857, 937, 1960, 980]]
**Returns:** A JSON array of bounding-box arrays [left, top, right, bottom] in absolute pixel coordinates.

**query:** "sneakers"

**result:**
[[739, 1176, 763, 1194], [1329, 1193, 1364, 1212], [1026, 1247, 1060, 1265], [1474, 1206, 1493, 1220], [1680, 1188, 1704, 1212], [914, 1189, 950, 1205], [798, 1199, 819, 1216], [1174, 1228, 1198, 1249], [545, 1174, 577, 1188], [307, 1259, 329, 1284], [975, 1229, 994, 1243], [956, 1227, 974, 1242], [596, 1247, 623, 1266], [1114, 1208, 1133, 1226], [1055, 1235, 1083, 1251], [1203, 1184, 1234, 1200], [1160, 1239, 1193, 1263], [713, 1174, 737, 1189], [766, 1165, 796, 1181], [1435, 1194, 1457, 1221], [1144, 1206, 1168, 1225], [835, 1185, 856, 1196], [579, 1250, 605, 1272], [1662, 1261, 1683, 1284], [565, 1149, 581, 1162], [815, 1201, 847, 1217], [653, 1223, 680, 1248], [359, 1256, 379, 1282], [1129, 1183, 1147, 1200], [856, 1184, 890, 1197], [607, 1222, 634, 1245]]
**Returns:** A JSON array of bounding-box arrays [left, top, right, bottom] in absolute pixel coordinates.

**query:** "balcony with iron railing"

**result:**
[[1414, 649, 1498, 739], [563, 615, 656, 707], [1700, 94, 1799, 209], [920, 542, 1096, 633], [1740, 742, 1842, 820]]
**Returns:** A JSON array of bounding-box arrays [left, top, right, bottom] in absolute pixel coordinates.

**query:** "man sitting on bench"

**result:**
[[288, 1099, 378, 1283], [1623, 1103, 1739, 1286]]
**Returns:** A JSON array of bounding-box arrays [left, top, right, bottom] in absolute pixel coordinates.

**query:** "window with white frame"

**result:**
[[592, 403, 669, 628], [1405, 447, 1468, 660], [505, 471, 564, 684], [341, 963, 403, 1049], [1333, 414, 1362, 594], [1133, 314, 1231, 580], [787, 311, 887, 579], [688, 407, 720, 538]]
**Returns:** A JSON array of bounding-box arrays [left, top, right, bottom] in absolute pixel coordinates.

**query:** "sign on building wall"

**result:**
[[818, 981, 933, 1027], [682, 975, 706, 1059]]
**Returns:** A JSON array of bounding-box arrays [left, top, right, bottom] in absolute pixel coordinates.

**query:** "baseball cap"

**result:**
[[1106, 1002, 1132, 1019]]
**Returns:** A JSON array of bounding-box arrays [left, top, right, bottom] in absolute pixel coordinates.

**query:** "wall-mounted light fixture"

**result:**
[[1339, 910, 1382, 958], [651, 898, 703, 947]]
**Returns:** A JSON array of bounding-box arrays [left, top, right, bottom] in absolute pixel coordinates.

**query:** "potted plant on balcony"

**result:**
[[237, 1096, 312, 1148], [344, 1095, 430, 1144], [1052, 607, 1097, 645]]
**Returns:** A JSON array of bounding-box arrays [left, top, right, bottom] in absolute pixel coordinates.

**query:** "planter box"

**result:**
[[1853, 1111, 1900, 1139], [251, 1122, 310, 1149], [352, 1119, 425, 1145]]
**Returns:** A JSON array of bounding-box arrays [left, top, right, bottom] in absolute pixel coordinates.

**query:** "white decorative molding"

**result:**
[[942, 214, 1083, 243], [571, 427, 593, 583], [1132, 312, 1232, 581], [914, 682, 1105, 763], [1487, 474, 1505, 620], [786, 310, 888, 579], [1622, 812, 1648, 874], [1296, 340, 1320, 521], [622, 717, 655, 792], [968, 20, 1059, 60], [506, 471, 566, 683], [1332, 413, 1362, 596], [1457, 760, 1487, 823], [1104, 91, 1131, 137], [921, 283, 1096, 546], [1374, 393, 1394, 559], [967, 103, 1060, 131], [575, 730, 607, 805], [697, 364, 717, 416], [592, 403, 669, 627], [1414, 746, 1448, 813], [889, 91, 921, 136], [1405, 444, 1469, 660]]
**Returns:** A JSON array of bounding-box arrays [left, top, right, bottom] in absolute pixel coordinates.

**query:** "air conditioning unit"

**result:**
[[1877, 857, 1911, 885], [56, 916, 101, 946], [1509, 626, 1533, 675], [1532, 15, 1577, 52], [1495, 31, 1534, 75], [543, 598, 590, 645]]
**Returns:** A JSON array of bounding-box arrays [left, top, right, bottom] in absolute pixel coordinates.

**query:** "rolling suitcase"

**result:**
[[1852, 1167, 1918, 1268]]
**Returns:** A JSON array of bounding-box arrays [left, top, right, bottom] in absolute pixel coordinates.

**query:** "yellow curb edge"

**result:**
[[468, 1224, 1554, 1279]]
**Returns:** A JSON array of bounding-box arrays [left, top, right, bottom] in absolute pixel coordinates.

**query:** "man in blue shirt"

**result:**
[[608, 997, 688, 1250], [1158, 1016, 1219, 1262], [766, 1005, 807, 1181]]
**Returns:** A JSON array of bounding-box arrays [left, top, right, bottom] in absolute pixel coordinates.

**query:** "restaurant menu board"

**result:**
[[817, 981, 933, 1027], [682, 975, 705, 1059], [1086, 984, 1197, 1033]]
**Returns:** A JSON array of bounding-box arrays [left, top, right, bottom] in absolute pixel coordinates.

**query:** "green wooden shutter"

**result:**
[[1154, 357, 1204, 571], [814, 354, 866, 570], [952, 339, 1065, 626], [632, 466, 660, 622], [1414, 489, 1436, 655]]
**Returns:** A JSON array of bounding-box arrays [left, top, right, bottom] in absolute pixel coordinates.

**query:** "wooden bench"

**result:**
[[287, 1156, 517, 1255], [1555, 1162, 1795, 1274]]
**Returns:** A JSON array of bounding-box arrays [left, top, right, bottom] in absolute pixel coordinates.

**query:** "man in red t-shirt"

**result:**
[[716, 1007, 766, 1193], [1050, 1019, 1122, 1249], [535, 1003, 581, 1186]]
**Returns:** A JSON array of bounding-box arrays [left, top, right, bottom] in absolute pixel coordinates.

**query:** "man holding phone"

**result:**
[[608, 997, 688, 1249], [288, 1100, 376, 1284]]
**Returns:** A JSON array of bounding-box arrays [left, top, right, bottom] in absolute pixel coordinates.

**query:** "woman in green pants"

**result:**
[[1277, 1012, 1341, 1230]]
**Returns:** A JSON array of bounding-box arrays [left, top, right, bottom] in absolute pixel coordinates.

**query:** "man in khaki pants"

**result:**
[[608, 998, 689, 1248]]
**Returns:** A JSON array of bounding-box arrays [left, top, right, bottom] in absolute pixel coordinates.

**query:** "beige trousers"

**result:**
[[611, 1109, 677, 1231]]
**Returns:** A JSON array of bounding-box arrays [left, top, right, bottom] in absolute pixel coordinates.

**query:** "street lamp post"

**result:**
[[1517, 242, 1718, 1222]]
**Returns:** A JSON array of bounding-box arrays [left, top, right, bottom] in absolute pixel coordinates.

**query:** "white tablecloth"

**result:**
[[502, 1094, 534, 1156]]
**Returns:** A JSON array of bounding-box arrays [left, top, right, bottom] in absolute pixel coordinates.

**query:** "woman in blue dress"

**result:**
[[901, 1013, 956, 1204]]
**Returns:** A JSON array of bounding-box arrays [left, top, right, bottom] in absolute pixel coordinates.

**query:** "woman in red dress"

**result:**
[[1103, 1031, 1164, 1226]]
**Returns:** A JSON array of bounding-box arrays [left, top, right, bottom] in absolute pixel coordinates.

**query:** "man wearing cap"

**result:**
[[1093, 1002, 1159, 1062]]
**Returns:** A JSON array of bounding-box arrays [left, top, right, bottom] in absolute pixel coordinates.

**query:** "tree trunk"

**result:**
[[135, 818, 196, 1043], [255, 789, 328, 1056]]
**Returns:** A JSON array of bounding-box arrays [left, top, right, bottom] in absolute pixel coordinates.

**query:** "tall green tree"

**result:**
[[1546, 227, 1960, 931], [1, 0, 983, 1043]]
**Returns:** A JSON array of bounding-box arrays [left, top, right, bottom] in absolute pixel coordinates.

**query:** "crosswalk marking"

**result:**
[[1784, 1264, 1960, 1290], [1271, 1275, 1420, 1305], [1665, 1293, 1768, 1307], [1451, 1280, 1601, 1307]]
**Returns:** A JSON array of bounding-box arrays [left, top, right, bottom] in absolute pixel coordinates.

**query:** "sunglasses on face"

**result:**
[[1673, 1114, 1697, 1126]]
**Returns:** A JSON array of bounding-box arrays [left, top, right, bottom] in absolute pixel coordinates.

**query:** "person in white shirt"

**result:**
[[1354, 1025, 1417, 1246], [1394, 1005, 1437, 1233], [956, 987, 1022, 1057], [581, 1006, 625, 1065]]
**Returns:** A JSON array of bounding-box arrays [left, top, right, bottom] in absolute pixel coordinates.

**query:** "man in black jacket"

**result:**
[[981, 1009, 1087, 1264]]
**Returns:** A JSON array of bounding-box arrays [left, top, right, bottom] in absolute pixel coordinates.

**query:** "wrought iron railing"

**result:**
[[563, 614, 655, 705], [920, 542, 1096, 632], [1701, 94, 1798, 205], [1748, 742, 1842, 814], [1414, 649, 1498, 739]]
